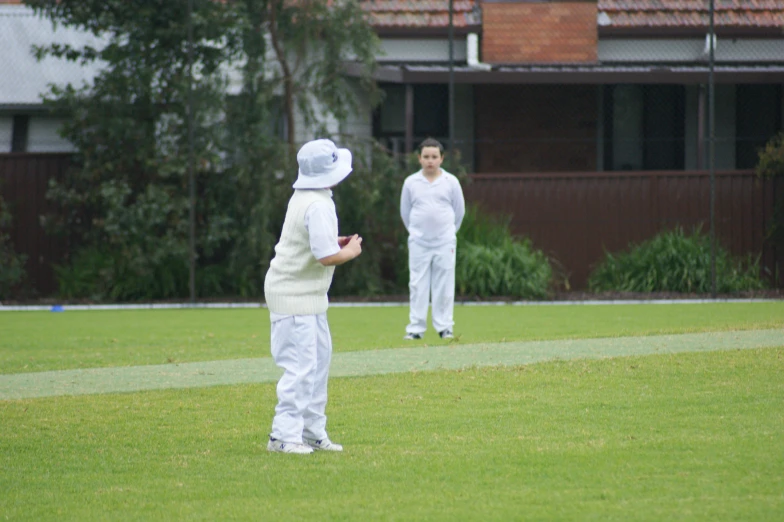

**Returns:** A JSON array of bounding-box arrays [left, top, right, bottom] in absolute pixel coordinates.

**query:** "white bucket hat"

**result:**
[[293, 139, 353, 189]]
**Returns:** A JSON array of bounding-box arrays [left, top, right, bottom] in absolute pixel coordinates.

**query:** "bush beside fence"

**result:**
[[1, 153, 782, 300]]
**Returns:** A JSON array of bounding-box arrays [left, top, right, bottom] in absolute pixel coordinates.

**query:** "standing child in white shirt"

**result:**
[[264, 138, 363, 454], [400, 138, 465, 340]]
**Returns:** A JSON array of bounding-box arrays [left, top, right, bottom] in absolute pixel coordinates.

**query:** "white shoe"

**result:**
[[403, 332, 423, 340], [267, 438, 313, 454], [439, 329, 454, 339], [303, 437, 343, 452]]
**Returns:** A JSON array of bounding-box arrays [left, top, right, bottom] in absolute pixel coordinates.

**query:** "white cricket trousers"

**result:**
[[406, 240, 456, 335], [270, 313, 332, 443]]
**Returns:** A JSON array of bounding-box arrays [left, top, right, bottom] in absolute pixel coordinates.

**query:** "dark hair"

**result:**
[[418, 138, 444, 156]]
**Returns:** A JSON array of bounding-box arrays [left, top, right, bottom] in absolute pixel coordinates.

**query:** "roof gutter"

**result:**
[[0, 104, 50, 112], [600, 26, 784, 39]]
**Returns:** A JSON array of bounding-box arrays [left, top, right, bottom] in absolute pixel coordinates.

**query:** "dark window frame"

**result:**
[[11, 115, 29, 153], [602, 84, 686, 171]]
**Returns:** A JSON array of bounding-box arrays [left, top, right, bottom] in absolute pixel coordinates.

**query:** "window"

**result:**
[[413, 84, 448, 138], [603, 85, 685, 171], [373, 83, 449, 149], [736, 84, 782, 169], [375, 84, 406, 137], [11, 115, 29, 153]]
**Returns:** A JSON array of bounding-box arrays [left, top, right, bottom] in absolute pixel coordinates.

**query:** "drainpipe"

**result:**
[[708, 0, 716, 298], [467, 33, 491, 71]]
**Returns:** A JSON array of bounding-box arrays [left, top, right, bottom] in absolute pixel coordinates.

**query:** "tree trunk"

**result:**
[[268, 2, 296, 155]]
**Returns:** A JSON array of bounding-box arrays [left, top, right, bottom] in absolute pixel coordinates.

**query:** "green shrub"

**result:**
[[454, 205, 552, 299], [55, 247, 190, 301], [756, 132, 784, 251], [457, 238, 552, 299], [48, 141, 554, 301], [330, 140, 411, 296], [588, 227, 766, 293], [457, 205, 514, 247], [0, 192, 27, 299], [54, 248, 114, 301]]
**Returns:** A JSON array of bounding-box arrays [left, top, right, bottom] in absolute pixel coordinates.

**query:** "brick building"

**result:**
[[358, 0, 784, 174], [1, 0, 783, 291], [3, 0, 782, 171]]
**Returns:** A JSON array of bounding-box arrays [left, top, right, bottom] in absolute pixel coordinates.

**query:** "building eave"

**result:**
[[0, 104, 50, 112], [344, 62, 784, 85], [600, 26, 784, 39], [372, 25, 481, 38]]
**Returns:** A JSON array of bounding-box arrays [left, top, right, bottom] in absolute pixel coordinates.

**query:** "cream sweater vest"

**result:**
[[264, 189, 337, 315]]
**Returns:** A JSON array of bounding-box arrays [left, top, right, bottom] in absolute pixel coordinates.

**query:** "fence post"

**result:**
[[708, 0, 717, 297]]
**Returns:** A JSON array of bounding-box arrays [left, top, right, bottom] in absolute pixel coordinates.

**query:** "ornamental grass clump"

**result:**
[[588, 226, 766, 293], [456, 206, 552, 299]]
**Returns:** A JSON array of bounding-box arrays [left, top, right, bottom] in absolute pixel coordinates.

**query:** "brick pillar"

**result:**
[[481, 0, 597, 64]]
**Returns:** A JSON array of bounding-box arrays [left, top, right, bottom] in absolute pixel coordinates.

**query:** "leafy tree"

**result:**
[[0, 192, 27, 299], [756, 132, 784, 249], [218, 0, 290, 296], [28, 0, 381, 300], [266, 0, 380, 149], [29, 0, 235, 299], [218, 0, 380, 295]]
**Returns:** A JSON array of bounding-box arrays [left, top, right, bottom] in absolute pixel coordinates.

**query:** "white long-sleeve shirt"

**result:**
[[400, 169, 465, 248]]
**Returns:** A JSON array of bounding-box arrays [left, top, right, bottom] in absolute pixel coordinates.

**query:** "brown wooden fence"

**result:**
[[465, 170, 782, 289], [0, 153, 70, 297], [1, 153, 782, 296]]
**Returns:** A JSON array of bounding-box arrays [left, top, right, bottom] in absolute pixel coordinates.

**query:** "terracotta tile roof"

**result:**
[[360, 0, 480, 29], [598, 0, 784, 28]]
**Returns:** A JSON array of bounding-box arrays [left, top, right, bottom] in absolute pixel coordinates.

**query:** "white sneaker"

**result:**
[[267, 438, 313, 454], [403, 332, 423, 340], [439, 329, 454, 339], [303, 437, 343, 452]]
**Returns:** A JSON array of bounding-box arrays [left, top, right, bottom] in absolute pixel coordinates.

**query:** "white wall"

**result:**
[[0, 116, 11, 153], [339, 78, 374, 165], [379, 38, 467, 63], [27, 117, 75, 152], [0, 4, 107, 106], [599, 38, 784, 63], [293, 98, 340, 145], [0, 115, 76, 153], [340, 78, 373, 140]]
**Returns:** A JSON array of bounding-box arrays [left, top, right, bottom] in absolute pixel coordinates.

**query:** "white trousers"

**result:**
[[406, 241, 456, 335], [269, 313, 332, 443]]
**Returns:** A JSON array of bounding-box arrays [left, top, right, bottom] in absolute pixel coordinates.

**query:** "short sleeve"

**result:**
[[305, 201, 341, 260]]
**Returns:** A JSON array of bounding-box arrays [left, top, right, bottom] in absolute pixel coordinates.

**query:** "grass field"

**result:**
[[1, 302, 783, 521], [1, 302, 783, 374]]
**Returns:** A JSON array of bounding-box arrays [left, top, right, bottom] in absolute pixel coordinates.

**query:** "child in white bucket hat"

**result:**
[[264, 139, 363, 454]]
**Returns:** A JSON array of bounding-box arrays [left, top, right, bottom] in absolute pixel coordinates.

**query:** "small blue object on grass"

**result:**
[[50, 305, 64, 312]]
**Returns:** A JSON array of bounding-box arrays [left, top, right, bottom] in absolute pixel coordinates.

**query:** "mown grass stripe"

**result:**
[[1, 328, 781, 400]]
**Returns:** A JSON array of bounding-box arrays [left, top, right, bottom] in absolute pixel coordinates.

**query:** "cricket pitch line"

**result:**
[[1, 329, 782, 400]]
